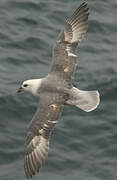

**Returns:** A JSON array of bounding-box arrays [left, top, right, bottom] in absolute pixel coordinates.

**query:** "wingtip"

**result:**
[[79, 2, 88, 9], [81, 2, 90, 15], [82, 2, 88, 6], [63, 1, 90, 44], [24, 135, 49, 178]]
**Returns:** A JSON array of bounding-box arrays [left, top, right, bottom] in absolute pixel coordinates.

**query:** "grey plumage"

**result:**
[[20, 2, 100, 178], [51, 2, 89, 83], [24, 90, 67, 178]]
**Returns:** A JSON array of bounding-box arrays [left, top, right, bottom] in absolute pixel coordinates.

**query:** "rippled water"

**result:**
[[0, 0, 117, 179]]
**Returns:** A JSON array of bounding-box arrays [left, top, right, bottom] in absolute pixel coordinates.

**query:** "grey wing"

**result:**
[[24, 92, 66, 178], [50, 2, 89, 82]]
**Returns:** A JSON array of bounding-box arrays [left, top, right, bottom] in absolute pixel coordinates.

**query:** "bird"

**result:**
[[17, 2, 100, 178]]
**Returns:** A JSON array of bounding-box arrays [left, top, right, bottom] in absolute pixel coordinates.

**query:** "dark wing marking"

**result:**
[[50, 2, 89, 82], [24, 92, 67, 178], [64, 2, 89, 43], [24, 2, 90, 178]]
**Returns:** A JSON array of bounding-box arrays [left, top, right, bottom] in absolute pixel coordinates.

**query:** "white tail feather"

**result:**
[[67, 87, 100, 112]]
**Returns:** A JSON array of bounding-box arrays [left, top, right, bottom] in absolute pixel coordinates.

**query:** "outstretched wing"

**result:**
[[24, 2, 90, 178], [50, 2, 89, 82], [24, 92, 67, 178]]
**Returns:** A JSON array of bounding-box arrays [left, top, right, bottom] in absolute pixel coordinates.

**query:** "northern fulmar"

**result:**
[[17, 2, 100, 178]]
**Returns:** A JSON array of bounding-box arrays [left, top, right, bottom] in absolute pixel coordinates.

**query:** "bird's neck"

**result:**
[[30, 79, 42, 96]]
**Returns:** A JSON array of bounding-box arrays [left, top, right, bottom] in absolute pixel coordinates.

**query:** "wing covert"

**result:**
[[24, 92, 67, 178], [24, 2, 90, 178], [50, 2, 89, 81]]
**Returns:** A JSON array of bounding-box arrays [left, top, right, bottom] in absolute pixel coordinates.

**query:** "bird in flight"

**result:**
[[17, 2, 100, 178]]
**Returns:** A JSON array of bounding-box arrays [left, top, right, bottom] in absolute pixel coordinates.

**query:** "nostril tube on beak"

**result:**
[[16, 87, 23, 93]]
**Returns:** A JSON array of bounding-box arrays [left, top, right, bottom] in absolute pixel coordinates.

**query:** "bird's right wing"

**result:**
[[50, 2, 89, 82], [24, 92, 67, 178], [61, 2, 89, 44]]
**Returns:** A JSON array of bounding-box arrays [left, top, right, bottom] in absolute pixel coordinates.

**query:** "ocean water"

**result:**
[[0, 0, 117, 179]]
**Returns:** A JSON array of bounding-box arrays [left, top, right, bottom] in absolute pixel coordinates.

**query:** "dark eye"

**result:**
[[24, 84, 28, 87]]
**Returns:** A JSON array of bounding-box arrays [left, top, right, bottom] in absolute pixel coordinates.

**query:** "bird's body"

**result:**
[[17, 2, 100, 178]]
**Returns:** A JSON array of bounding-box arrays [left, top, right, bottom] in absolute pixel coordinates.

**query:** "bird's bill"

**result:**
[[17, 87, 23, 93]]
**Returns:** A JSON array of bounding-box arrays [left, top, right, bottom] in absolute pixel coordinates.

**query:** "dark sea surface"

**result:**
[[0, 0, 117, 179]]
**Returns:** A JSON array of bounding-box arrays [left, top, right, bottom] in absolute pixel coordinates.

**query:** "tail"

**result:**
[[66, 87, 100, 112]]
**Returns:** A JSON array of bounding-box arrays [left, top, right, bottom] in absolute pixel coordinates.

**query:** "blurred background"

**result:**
[[0, 0, 117, 179]]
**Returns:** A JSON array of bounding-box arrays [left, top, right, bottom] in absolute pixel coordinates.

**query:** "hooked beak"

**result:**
[[16, 87, 23, 93]]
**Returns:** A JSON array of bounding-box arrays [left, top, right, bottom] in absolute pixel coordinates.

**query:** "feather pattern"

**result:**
[[24, 2, 90, 178], [24, 92, 67, 178], [51, 2, 89, 83]]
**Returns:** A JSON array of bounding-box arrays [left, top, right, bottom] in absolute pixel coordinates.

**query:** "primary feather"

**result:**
[[17, 2, 100, 178]]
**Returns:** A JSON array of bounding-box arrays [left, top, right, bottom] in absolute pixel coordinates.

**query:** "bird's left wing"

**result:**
[[24, 92, 67, 178]]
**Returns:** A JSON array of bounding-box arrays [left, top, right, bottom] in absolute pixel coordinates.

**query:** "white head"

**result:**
[[17, 79, 42, 96]]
